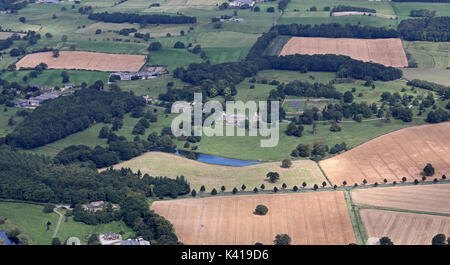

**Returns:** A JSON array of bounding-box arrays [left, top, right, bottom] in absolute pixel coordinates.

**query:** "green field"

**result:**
[[109, 151, 327, 191], [391, 2, 450, 21], [403, 41, 450, 69], [0, 70, 109, 87], [0, 202, 133, 245], [0, 106, 24, 137]]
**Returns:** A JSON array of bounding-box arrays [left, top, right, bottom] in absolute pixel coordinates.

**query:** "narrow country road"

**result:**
[[52, 207, 63, 238]]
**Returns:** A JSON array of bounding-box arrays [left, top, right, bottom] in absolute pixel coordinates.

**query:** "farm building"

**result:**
[[36, 0, 63, 4], [120, 237, 150, 245], [111, 66, 166, 81], [14, 91, 59, 109], [99, 232, 122, 245], [82, 201, 118, 212], [229, 0, 255, 8]]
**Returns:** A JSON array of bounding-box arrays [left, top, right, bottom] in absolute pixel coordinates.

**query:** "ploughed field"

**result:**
[[352, 184, 450, 214], [151, 191, 356, 245], [280, 37, 408, 67], [15, 51, 147, 72], [361, 209, 450, 245], [320, 123, 450, 185]]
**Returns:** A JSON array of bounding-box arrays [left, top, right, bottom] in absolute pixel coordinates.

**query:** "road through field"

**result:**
[[152, 191, 356, 245]]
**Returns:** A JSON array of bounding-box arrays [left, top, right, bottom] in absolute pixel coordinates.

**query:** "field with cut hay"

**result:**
[[352, 184, 450, 214], [151, 191, 356, 245], [320, 123, 450, 185], [360, 209, 450, 245], [15, 51, 146, 72], [280, 37, 408, 67]]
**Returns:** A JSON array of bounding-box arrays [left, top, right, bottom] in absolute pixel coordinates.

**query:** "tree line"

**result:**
[[331, 5, 376, 14], [87, 12, 197, 24], [275, 23, 399, 39]]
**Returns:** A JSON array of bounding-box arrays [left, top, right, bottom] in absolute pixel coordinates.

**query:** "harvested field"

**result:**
[[15, 51, 146, 72], [331, 11, 397, 19], [361, 209, 450, 245], [320, 123, 450, 185], [352, 184, 450, 214], [151, 191, 356, 245], [105, 152, 326, 191], [280, 37, 408, 67]]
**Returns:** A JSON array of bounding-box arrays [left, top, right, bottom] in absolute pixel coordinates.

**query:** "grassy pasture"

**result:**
[[107, 151, 327, 191], [0, 70, 109, 87], [0, 106, 24, 137], [403, 41, 450, 69], [0, 202, 133, 245], [402, 69, 450, 86], [391, 2, 450, 21]]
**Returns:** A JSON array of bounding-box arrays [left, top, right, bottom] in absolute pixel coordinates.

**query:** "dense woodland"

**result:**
[[398, 16, 450, 41], [0, 148, 187, 244], [5, 88, 146, 148], [88, 12, 197, 24], [0, 148, 190, 203]]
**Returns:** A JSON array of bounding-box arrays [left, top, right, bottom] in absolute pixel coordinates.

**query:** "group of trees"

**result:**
[[398, 16, 450, 42], [407, 79, 450, 100], [330, 5, 376, 14], [410, 9, 437, 18], [88, 12, 197, 25], [54, 125, 177, 169], [5, 88, 146, 149]]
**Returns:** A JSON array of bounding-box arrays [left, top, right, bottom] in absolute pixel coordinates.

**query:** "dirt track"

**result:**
[[15, 51, 146, 72], [320, 123, 450, 185], [352, 184, 450, 214], [151, 191, 356, 245], [280, 37, 408, 67], [361, 209, 450, 245]]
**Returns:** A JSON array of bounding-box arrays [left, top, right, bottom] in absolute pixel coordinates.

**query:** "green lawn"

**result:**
[[0, 106, 24, 137], [28, 107, 175, 157], [0, 202, 134, 245], [0, 70, 109, 87]]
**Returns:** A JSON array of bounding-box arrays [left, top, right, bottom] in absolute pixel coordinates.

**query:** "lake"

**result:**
[[0, 230, 19, 245], [174, 151, 262, 166]]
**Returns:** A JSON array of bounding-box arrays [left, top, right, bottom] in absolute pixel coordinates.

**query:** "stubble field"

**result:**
[[351, 184, 450, 214], [280, 37, 408, 67], [151, 191, 356, 245], [15, 51, 147, 72], [320, 123, 450, 185], [360, 209, 450, 245]]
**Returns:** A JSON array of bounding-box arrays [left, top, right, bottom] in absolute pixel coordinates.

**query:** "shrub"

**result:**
[[254, 205, 268, 215]]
